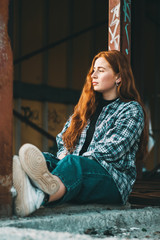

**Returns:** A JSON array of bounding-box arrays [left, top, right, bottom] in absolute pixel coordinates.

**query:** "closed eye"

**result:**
[[92, 67, 106, 73]]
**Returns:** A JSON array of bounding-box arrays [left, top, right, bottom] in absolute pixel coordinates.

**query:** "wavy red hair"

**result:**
[[62, 50, 148, 160]]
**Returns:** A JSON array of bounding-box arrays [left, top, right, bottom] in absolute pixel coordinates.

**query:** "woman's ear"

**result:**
[[116, 76, 121, 84]]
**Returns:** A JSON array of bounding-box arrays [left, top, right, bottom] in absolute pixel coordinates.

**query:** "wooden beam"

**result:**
[[0, 0, 13, 216], [129, 181, 160, 206], [13, 82, 80, 104], [108, 0, 131, 61], [14, 20, 107, 65]]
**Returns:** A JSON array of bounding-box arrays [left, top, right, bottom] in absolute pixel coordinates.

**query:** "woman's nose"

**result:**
[[91, 71, 97, 78]]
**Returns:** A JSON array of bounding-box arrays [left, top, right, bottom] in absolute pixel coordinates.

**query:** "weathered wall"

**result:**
[[0, 0, 13, 216], [13, 0, 107, 154]]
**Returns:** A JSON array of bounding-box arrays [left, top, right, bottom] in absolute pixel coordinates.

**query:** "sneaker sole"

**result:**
[[13, 156, 30, 217], [19, 144, 60, 195]]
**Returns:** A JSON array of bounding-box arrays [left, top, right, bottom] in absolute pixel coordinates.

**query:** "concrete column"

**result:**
[[0, 0, 13, 216]]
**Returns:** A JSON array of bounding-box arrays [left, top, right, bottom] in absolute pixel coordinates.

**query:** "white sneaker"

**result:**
[[13, 155, 45, 217], [19, 144, 60, 195]]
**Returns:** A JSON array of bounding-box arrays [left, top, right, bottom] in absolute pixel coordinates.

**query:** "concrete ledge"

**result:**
[[33, 202, 131, 216], [0, 205, 160, 239]]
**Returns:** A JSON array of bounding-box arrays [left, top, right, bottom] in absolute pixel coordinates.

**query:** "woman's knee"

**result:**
[[60, 155, 83, 170]]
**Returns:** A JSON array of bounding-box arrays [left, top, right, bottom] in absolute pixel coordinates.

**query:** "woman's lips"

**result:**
[[92, 82, 98, 86]]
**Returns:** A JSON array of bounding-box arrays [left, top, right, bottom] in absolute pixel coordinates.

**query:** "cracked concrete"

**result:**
[[0, 204, 160, 239]]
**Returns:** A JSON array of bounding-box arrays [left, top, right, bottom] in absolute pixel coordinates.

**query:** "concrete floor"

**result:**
[[0, 204, 160, 239]]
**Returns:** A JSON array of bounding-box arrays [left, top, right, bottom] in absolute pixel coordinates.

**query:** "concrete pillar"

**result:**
[[0, 0, 13, 216]]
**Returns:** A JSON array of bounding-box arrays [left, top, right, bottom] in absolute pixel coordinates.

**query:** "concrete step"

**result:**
[[0, 204, 160, 239]]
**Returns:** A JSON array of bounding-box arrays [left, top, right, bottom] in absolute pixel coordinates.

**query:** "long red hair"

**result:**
[[62, 50, 148, 160]]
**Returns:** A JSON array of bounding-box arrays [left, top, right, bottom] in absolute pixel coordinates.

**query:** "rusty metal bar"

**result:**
[[0, 0, 13, 216], [108, 0, 143, 179], [14, 20, 106, 65], [108, 0, 146, 178], [108, 0, 131, 61]]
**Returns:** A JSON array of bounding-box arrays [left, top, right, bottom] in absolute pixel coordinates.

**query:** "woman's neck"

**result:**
[[102, 92, 118, 101]]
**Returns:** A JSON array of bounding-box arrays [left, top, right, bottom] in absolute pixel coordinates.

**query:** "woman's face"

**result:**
[[91, 57, 120, 100]]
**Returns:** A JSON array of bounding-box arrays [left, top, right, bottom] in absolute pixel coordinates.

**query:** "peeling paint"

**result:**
[[0, 0, 13, 217], [0, 174, 12, 187], [0, 18, 6, 50]]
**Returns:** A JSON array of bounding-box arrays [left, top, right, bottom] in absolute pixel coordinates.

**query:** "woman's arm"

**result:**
[[82, 102, 144, 162], [58, 153, 67, 160]]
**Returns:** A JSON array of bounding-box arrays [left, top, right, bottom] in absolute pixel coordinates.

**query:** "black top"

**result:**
[[79, 98, 117, 155]]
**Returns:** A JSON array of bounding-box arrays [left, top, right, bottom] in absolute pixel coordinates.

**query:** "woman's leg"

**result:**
[[19, 144, 64, 196], [46, 154, 122, 206], [19, 144, 122, 206], [13, 147, 67, 217], [42, 152, 59, 172]]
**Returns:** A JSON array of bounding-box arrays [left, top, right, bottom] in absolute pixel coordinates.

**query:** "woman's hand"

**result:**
[[58, 153, 66, 160]]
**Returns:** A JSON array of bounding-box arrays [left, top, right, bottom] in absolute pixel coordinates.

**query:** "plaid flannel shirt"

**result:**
[[56, 98, 144, 204]]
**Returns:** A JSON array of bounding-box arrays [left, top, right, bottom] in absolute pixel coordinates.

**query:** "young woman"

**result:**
[[13, 50, 148, 217]]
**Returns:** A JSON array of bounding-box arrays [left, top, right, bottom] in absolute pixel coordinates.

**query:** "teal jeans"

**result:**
[[42, 153, 122, 206]]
